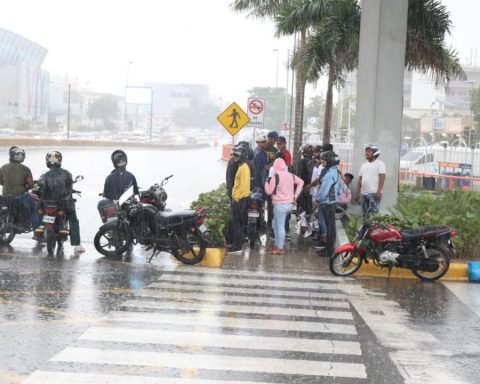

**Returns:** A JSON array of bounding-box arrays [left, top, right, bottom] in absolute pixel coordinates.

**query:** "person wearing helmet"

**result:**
[[226, 146, 251, 254], [315, 151, 341, 256], [355, 144, 386, 217], [0, 147, 40, 235], [102, 150, 139, 201], [37, 151, 85, 253]]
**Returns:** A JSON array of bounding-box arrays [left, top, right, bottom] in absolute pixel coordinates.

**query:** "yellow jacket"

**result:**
[[232, 163, 251, 201]]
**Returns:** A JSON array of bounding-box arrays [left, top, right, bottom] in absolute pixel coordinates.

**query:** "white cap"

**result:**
[[255, 134, 267, 142]]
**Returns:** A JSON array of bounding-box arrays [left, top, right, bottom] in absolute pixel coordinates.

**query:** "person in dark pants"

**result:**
[[295, 144, 314, 215], [227, 146, 250, 254], [315, 151, 340, 257]]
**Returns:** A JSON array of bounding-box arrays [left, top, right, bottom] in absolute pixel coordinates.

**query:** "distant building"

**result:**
[[0, 27, 49, 127]]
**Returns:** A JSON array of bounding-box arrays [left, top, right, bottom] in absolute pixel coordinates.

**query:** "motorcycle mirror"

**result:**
[[74, 175, 84, 183]]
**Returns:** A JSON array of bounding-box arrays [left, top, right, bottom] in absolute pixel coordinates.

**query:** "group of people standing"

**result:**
[[225, 133, 386, 257]]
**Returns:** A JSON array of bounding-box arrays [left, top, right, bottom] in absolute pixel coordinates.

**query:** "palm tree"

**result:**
[[231, 0, 310, 165], [279, 0, 465, 145]]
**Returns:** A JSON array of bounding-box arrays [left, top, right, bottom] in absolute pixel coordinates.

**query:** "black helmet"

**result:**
[[320, 151, 339, 167], [232, 146, 247, 163], [365, 143, 380, 157], [302, 144, 313, 157], [46, 151, 62, 168], [9, 146, 25, 163], [111, 150, 128, 168]]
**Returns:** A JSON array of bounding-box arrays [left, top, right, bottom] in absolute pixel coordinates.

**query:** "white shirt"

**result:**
[[310, 164, 323, 196], [359, 159, 386, 195]]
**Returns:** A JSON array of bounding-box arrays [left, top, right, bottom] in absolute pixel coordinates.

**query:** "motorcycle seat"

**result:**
[[154, 209, 196, 225], [401, 225, 451, 240]]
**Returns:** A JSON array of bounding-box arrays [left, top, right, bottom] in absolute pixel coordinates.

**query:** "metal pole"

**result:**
[[284, 49, 289, 123], [67, 83, 71, 139], [124, 61, 132, 131], [288, 34, 297, 153], [150, 88, 153, 142]]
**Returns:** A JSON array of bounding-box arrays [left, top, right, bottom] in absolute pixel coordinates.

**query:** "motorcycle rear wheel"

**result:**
[[94, 222, 130, 257], [0, 218, 15, 245], [411, 245, 450, 281], [172, 228, 206, 265], [329, 250, 363, 276], [46, 230, 56, 254]]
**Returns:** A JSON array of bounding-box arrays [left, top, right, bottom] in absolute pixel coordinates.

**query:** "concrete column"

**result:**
[[352, 0, 408, 210]]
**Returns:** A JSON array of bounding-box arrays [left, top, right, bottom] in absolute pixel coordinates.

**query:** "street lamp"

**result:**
[[67, 81, 89, 139], [273, 49, 279, 88], [465, 80, 476, 148]]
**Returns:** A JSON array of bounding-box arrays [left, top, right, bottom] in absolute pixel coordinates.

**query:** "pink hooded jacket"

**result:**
[[264, 158, 304, 204]]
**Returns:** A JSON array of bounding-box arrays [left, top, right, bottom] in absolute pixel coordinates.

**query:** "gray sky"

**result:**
[[0, 0, 478, 105]]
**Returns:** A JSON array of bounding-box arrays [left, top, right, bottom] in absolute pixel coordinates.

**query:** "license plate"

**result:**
[[248, 212, 260, 218], [199, 224, 208, 233], [43, 215, 55, 224]]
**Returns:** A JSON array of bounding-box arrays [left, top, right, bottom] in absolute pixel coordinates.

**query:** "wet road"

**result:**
[[1, 146, 479, 383]]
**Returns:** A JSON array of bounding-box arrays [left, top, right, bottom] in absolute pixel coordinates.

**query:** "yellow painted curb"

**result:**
[[354, 261, 468, 281], [199, 248, 226, 268]]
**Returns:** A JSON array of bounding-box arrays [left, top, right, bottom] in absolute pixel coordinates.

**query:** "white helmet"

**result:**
[[365, 144, 380, 157]]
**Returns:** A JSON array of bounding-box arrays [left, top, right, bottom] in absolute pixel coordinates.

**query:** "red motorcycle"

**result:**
[[330, 218, 456, 281]]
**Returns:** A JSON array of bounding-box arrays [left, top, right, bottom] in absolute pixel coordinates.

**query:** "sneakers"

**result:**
[[285, 233, 292, 241], [73, 245, 85, 253]]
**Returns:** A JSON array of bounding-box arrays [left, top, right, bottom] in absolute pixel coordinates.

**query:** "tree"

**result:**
[[88, 95, 120, 130], [279, 0, 465, 145], [247, 87, 290, 132]]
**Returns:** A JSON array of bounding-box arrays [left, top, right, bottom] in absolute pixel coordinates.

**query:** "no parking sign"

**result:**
[[247, 97, 265, 127]]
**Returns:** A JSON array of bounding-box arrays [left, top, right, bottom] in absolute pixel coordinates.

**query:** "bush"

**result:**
[[373, 191, 480, 258], [190, 183, 230, 247]]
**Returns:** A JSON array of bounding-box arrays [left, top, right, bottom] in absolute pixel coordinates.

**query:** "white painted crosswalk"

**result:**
[[24, 268, 368, 383]]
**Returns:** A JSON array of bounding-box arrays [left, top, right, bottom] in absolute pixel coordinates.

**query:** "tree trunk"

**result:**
[[323, 63, 335, 145], [292, 30, 307, 166]]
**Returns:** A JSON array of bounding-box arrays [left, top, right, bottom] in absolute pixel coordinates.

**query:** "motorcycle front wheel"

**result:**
[[94, 222, 130, 257], [0, 217, 15, 245], [411, 245, 450, 281], [172, 227, 206, 265], [329, 250, 363, 276]]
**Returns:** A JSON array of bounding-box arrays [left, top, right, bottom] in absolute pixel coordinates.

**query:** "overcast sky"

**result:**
[[0, 0, 478, 105]]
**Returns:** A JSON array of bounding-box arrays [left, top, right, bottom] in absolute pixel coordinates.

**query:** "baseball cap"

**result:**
[[267, 131, 279, 139], [277, 136, 287, 144], [255, 134, 267, 142]]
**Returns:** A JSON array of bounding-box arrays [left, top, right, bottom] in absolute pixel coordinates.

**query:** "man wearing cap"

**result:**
[[253, 135, 268, 190], [265, 131, 279, 166], [276, 136, 292, 167]]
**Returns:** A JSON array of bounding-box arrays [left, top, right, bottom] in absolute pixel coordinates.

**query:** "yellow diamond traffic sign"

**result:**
[[217, 102, 250, 136]]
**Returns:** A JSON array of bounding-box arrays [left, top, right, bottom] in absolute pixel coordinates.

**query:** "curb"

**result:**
[[335, 218, 468, 281]]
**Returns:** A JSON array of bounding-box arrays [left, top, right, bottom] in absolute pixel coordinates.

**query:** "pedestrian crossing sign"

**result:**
[[217, 102, 250, 136]]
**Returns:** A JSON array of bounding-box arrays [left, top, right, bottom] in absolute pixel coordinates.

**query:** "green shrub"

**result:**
[[190, 183, 230, 247]]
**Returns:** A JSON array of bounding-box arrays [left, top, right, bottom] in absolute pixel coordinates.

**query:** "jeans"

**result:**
[[14, 194, 40, 229], [273, 203, 293, 249], [361, 193, 381, 218], [320, 203, 337, 256]]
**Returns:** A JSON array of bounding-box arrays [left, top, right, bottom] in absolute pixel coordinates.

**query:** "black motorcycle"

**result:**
[[246, 188, 265, 248], [0, 191, 40, 245], [94, 175, 208, 264]]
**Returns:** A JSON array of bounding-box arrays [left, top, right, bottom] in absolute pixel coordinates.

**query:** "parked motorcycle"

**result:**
[[0, 190, 40, 245], [94, 175, 208, 264], [38, 175, 84, 254], [97, 177, 171, 224], [246, 188, 265, 248], [330, 217, 456, 281]]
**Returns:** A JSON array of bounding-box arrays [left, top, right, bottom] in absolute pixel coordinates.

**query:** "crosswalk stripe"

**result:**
[[52, 347, 367, 379], [121, 299, 354, 320], [149, 282, 347, 299], [104, 311, 358, 335], [161, 268, 350, 282], [135, 289, 351, 308], [24, 371, 282, 384], [155, 276, 340, 290], [80, 326, 362, 355]]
